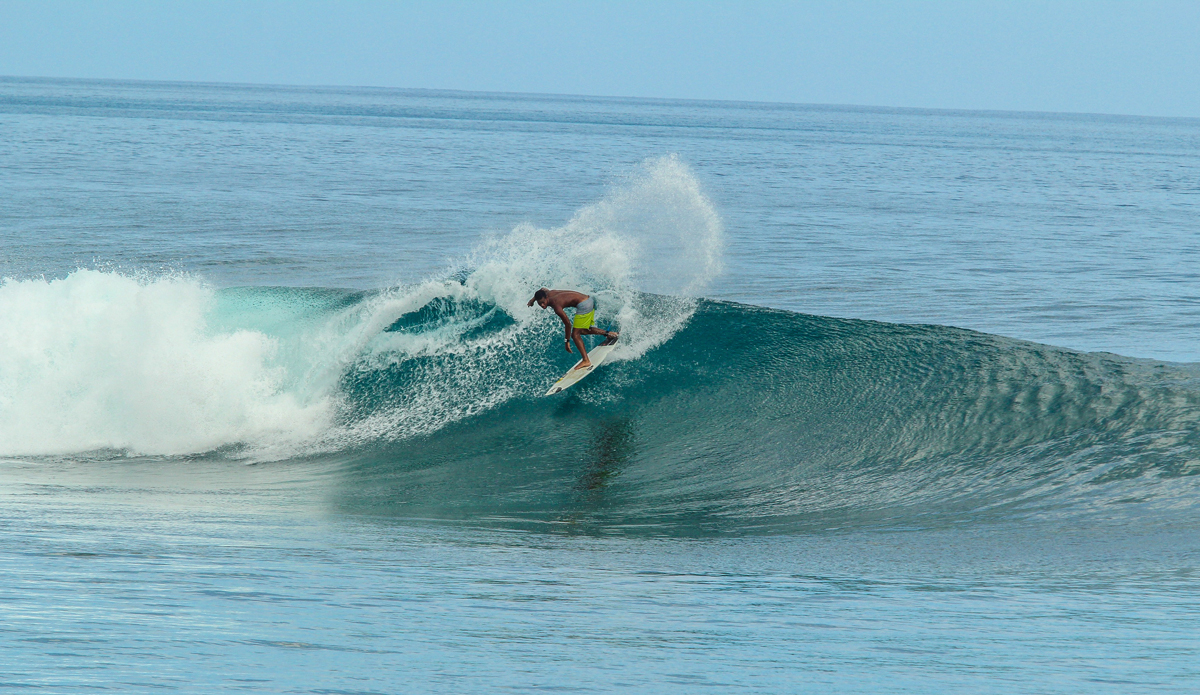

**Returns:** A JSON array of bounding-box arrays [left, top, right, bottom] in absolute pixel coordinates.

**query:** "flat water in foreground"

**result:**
[[3, 458, 1197, 693]]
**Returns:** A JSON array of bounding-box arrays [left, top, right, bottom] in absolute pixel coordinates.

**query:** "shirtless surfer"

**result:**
[[527, 288, 618, 369]]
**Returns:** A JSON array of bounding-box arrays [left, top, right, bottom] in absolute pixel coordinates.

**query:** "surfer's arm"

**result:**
[[553, 306, 574, 351]]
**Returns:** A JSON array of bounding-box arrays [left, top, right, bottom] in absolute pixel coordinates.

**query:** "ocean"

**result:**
[[1, 77, 1198, 693]]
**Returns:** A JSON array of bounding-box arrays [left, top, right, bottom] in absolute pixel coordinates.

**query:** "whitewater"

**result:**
[[2, 77, 1199, 693]]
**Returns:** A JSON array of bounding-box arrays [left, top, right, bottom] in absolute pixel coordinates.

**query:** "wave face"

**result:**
[[327, 299, 1200, 533], [6, 278, 1200, 532]]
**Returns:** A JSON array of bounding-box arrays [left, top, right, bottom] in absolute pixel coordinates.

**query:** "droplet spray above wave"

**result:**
[[463, 154, 723, 360]]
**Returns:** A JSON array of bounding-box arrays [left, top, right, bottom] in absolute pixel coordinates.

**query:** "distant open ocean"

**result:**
[[2, 77, 1199, 693]]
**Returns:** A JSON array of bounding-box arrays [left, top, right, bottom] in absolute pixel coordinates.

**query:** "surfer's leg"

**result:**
[[571, 329, 591, 367], [578, 326, 618, 341]]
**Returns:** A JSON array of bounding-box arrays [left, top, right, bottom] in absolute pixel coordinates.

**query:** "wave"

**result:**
[[325, 299, 1200, 532], [4, 157, 1199, 532], [5, 280, 1199, 532]]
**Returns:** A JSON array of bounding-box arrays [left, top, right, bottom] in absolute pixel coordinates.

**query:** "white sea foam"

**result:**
[[0, 271, 333, 457]]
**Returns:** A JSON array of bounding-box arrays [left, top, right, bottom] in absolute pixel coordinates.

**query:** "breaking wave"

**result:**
[[4, 156, 1199, 532]]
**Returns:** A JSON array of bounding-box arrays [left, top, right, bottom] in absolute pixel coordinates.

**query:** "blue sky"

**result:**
[[2, 0, 1197, 117]]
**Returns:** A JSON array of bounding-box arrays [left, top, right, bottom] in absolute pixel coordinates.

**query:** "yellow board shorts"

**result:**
[[571, 296, 597, 329], [572, 310, 596, 329]]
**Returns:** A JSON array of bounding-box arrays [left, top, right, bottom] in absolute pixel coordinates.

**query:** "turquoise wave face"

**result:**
[[5, 273, 1198, 533], [327, 297, 1200, 534]]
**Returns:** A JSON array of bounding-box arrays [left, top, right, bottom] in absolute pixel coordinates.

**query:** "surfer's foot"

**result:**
[[605, 331, 619, 341], [576, 361, 592, 370]]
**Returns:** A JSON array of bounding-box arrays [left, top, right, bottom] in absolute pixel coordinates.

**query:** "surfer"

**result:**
[[528, 288, 618, 369]]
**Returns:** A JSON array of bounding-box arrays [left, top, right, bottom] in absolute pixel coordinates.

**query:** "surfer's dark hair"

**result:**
[[533, 288, 548, 302]]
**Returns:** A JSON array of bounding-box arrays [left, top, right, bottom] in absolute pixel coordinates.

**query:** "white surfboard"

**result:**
[[545, 336, 619, 395]]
